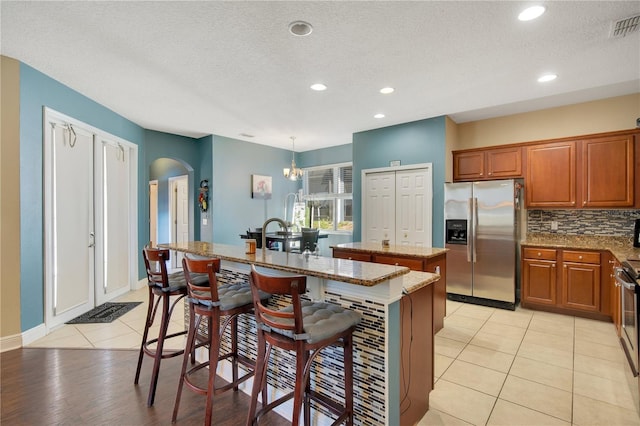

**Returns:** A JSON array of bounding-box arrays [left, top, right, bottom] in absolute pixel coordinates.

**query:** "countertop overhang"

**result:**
[[158, 241, 409, 286]]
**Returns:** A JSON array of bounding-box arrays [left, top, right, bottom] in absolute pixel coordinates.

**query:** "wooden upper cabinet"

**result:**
[[486, 147, 522, 178], [526, 141, 577, 208], [453, 151, 484, 181], [453, 147, 522, 181], [581, 134, 634, 207]]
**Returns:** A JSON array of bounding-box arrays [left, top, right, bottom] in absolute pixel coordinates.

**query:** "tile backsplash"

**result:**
[[527, 209, 640, 236]]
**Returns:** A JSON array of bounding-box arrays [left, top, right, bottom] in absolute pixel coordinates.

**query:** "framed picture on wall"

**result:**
[[251, 174, 272, 199]]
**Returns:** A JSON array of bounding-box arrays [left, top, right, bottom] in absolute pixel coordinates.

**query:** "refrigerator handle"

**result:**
[[467, 198, 472, 262], [472, 197, 478, 263]]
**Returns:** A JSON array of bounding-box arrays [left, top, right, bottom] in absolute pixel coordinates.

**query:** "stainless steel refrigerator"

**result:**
[[444, 179, 522, 310]]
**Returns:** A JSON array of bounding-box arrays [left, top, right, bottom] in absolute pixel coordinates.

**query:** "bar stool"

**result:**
[[135, 247, 205, 406], [173, 257, 269, 425], [247, 265, 362, 425]]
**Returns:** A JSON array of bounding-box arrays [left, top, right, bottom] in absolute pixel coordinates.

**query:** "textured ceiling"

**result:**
[[2, 1, 639, 151]]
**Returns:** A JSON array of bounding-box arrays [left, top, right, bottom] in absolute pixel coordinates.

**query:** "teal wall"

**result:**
[[352, 116, 446, 245], [19, 62, 146, 331], [144, 129, 205, 244], [297, 143, 352, 167], [211, 136, 300, 245], [197, 135, 214, 242]]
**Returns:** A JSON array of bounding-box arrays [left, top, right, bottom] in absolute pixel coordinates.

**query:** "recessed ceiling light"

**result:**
[[380, 87, 395, 94], [289, 21, 313, 36], [537, 73, 557, 82], [374, 113, 385, 119], [310, 83, 327, 91], [518, 6, 546, 21]]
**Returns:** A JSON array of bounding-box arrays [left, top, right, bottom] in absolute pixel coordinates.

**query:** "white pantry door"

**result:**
[[364, 171, 395, 244], [395, 168, 432, 247], [44, 118, 95, 327], [362, 164, 433, 247]]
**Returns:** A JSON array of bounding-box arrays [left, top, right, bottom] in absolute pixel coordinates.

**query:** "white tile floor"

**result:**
[[422, 300, 640, 426], [28, 292, 640, 425]]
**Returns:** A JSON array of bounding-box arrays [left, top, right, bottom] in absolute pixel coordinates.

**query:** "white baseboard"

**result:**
[[0, 332, 23, 353], [20, 323, 47, 346]]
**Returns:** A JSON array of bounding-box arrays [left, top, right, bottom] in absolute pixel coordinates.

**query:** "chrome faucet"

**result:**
[[261, 217, 290, 253]]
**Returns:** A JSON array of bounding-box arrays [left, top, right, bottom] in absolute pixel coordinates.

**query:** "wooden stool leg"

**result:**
[[147, 294, 170, 406], [345, 335, 354, 426], [246, 333, 267, 426], [205, 311, 221, 426], [231, 316, 239, 390], [134, 287, 154, 385], [292, 343, 306, 426], [172, 303, 198, 422]]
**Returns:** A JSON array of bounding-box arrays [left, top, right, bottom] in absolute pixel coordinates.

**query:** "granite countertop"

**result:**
[[522, 233, 640, 263], [158, 241, 409, 287], [402, 270, 441, 293], [331, 242, 448, 258]]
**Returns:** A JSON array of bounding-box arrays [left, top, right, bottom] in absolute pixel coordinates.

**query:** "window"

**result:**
[[303, 163, 352, 232]]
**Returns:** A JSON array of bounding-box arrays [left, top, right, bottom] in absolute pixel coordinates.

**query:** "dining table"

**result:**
[[240, 231, 328, 251]]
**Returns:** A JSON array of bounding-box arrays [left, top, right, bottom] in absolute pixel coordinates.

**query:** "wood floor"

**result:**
[[1, 347, 289, 425]]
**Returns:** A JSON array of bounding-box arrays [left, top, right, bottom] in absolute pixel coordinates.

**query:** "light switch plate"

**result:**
[[203, 218, 208, 225]]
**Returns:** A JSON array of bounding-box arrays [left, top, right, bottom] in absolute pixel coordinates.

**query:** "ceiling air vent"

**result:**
[[610, 14, 640, 38]]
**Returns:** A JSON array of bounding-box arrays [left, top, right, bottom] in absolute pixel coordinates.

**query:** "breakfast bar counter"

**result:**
[[159, 241, 440, 425]]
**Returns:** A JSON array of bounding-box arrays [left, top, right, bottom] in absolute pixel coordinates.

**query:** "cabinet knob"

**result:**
[[609, 260, 615, 264], [552, 263, 556, 267], [578, 255, 583, 260], [537, 252, 542, 256], [488, 172, 492, 175], [348, 257, 352, 260], [564, 264, 567, 268]]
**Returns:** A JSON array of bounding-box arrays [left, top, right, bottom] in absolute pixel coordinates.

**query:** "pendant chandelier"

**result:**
[[283, 136, 304, 181]]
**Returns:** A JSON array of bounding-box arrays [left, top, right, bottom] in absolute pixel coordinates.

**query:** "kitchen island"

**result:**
[[332, 243, 448, 332], [159, 241, 440, 426]]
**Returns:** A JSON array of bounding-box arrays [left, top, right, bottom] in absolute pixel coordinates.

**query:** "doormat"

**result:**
[[66, 302, 142, 324]]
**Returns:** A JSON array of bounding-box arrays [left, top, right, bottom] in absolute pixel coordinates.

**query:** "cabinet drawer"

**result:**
[[523, 248, 557, 261], [562, 250, 600, 264], [333, 250, 372, 262], [374, 255, 424, 271]]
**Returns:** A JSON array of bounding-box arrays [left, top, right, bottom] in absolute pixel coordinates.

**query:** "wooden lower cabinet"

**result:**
[[607, 254, 622, 336], [332, 248, 447, 332], [522, 258, 557, 306], [561, 251, 601, 312], [522, 246, 611, 320], [332, 249, 372, 262]]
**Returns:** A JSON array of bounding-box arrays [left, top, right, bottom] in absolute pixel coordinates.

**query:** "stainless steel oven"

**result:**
[[617, 260, 640, 415], [616, 265, 639, 375]]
